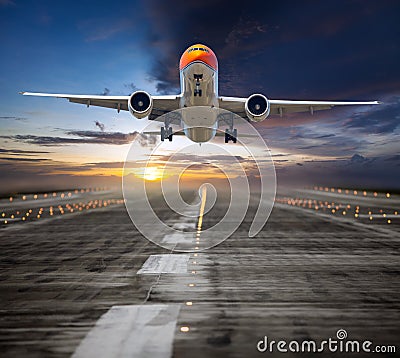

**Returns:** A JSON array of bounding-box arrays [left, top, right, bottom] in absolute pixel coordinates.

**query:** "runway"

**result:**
[[0, 187, 399, 357]]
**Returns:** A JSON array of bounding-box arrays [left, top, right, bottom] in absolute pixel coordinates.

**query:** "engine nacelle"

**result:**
[[128, 91, 153, 119], [245, 94, 270, 122]]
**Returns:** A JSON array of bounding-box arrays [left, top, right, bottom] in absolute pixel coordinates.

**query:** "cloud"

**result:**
[[0, 158, 121, 195], [0, 157, 50, 162], [350, 154, 368, 164], [2, 131, 157, 146], [343, 96, 400, 134], [86, 161, 125, 169], [141, 0, 400, 98], [0, 148, 50, 154], [0, 116, 27, 121], [225, 17, 270, 47], [277, 153, 400, 189]]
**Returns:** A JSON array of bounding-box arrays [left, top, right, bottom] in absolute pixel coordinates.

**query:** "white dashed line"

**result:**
[[137, 254, 190, 274], [72, 304, 181, 358]]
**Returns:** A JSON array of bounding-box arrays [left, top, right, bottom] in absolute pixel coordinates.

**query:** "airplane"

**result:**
[[20, 43, 379, 144]]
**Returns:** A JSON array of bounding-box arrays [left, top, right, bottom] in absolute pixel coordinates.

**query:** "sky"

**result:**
[[0, 0, 399, 193]]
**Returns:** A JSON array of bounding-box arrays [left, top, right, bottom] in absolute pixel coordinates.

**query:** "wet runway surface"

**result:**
[[0, 188, 399, 357]]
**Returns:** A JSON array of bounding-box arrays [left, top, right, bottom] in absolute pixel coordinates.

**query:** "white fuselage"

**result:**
[[179, 62, 219, 142]]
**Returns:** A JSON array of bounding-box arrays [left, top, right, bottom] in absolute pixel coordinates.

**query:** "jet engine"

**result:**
[[128, 91, 153, 119], [245, 94, 270, 122]]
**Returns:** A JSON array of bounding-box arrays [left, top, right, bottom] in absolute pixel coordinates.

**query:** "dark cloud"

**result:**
[[385, 155, 400, 162], [298, 145, 320, 150], [315, 134, 335, 139], [271, 153, 289, 157], [277, 153, 400, 189], [0, 148, 50, 154], [260, 124, 370, 157], [343, 96, 400, 134], [0, 157, 50, 162], [86, 161, 125, 169], [0, 159, 121, 195], [145, 153, 246, 164], [2, 131, 157, 147], [350, 154, 368, 164], [0, 116, 27, 121], [143, 0, 400, 98]]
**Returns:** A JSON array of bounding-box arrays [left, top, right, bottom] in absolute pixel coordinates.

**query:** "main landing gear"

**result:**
[[223, 112, 237, 143], [225, 128, 237, 143], [161, 126, 173, 141]]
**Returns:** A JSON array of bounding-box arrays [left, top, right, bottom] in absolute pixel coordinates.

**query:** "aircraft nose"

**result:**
[[180, 45, 218, 71]]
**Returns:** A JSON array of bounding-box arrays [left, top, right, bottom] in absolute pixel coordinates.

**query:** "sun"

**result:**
[[142, 166, 164, 181]]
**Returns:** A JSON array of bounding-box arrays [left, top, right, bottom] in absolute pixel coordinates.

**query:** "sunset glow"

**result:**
[[137, 166, 165, 181]]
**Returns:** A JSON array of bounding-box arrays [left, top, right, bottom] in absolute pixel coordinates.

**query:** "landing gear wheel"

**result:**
[[161, 126, 173, 142], [224, 128, 238, 143], [232, 128, 237, 143], [167, 127, 173, 141]]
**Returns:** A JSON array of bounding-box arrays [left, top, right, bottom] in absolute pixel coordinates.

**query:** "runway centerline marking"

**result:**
[[137, 254, 190, 274], [72, 304, 181, 358], [197, 185, 207, 232]]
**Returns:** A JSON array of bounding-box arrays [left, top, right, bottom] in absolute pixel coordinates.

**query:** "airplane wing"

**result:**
[[218, 96, 380, 118], [19, 92, 180, 121]]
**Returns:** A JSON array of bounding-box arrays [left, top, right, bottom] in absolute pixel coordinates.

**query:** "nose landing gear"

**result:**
[[194, 74, 203, 97]]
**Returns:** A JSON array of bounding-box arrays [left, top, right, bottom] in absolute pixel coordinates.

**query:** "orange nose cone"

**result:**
[[179, 44, 218, 71]]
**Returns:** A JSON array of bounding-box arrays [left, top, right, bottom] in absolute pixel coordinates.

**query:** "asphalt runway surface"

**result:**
[[0, 187, 399, 357]]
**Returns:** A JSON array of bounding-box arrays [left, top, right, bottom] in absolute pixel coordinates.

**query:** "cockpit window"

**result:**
[[187, 47, 210, 53]]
